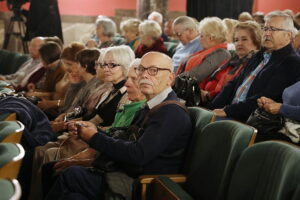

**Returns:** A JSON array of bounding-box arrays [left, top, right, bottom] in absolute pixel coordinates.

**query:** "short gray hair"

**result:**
[[139, 20, 162, 39], [173, 16, 198, 31], [103, 45, 135, 75], [265, 10, 294, 31], [95, 17, 117, 37], [148, 11, 163, 24]]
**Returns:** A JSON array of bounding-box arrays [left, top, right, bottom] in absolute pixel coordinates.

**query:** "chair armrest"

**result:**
[[151, 176, 193, 200], [138, 174, 186, 200], [139, 174, 187, 184]]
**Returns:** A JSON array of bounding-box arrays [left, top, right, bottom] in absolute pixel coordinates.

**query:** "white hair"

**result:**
[[95, 17, 117, 37], [148, 11, 163, 24], [265, 10, 294, 31], [129, 58, 141, 69], [104, 45, 135, 75]]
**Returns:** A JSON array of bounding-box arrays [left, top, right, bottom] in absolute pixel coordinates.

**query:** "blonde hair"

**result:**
[[238, 12, 253, 22], [198, 17, 227, 43], [139, 20, 162, 39], [223, 18, 239, 43], [120, 18, 141, 35]]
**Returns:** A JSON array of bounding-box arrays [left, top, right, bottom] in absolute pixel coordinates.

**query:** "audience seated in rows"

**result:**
[[44, 51, 192, 200], [210, 11, 300, 122]]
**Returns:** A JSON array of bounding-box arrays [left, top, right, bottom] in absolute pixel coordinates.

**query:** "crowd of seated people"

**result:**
[[1, 9, 300, 200]]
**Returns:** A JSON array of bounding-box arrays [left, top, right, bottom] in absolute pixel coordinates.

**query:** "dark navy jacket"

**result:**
[[88, 91, 192, 176], [210, 44, 300, 121]]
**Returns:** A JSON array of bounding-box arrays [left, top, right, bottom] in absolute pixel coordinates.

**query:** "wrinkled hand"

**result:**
[[263, 102, 282, 114], [27, 83, 36, 92], [53, 158, 93, 172], [86, 39, 98, 48], [67, 121, 98, 141], [55, 113, 66, 122], [257, 96, 275, 108], [50, 121, 67, 132], [0, 76, 6, 80], [213, 109, 227, 117]]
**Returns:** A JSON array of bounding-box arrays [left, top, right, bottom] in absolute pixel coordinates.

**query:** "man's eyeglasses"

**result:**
[[100, 62, 121, 69], [135, 65, 171, 76], [262, 26, 290, 32]]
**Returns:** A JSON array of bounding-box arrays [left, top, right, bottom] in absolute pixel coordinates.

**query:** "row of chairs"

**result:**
[[145, 107, 300, 200], [0, 112, 25, 200]]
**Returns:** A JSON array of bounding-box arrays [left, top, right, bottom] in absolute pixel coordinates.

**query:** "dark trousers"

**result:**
[[44, 166, 106, 200]]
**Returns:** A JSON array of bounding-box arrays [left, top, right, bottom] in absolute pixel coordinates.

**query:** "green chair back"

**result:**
[[0, 121, 24, 142], [183, 107, 215, 173], [0, 49, 29, 75], [183, 120, 256, 200], [0, 178, 21, 200], [164, 41, 178, 57], [227, 141, 300, 200]]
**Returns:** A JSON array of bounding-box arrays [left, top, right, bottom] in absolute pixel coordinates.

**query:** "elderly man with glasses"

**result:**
[[210, 10, 300, 122], [44, 52, 192, 200]]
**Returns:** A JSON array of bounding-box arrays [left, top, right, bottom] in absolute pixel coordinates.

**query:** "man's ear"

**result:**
[[167, 72, 175, 86]]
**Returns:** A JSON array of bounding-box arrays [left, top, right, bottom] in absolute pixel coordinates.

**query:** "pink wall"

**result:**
[[0, 0, 299, 17], [0, 0, 186, 16], [253, 0, 300, 14]]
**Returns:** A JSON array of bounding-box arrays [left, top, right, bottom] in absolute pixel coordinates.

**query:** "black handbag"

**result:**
[[173, 75, 201, 107], [247, 108, 284, 134]]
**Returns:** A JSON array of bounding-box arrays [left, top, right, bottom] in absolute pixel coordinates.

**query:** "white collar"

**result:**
[[147, 87, 172, 109]]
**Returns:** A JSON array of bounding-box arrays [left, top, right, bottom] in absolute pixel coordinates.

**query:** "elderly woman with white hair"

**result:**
[[177, 17, 231, 84], [135, 20, 167, 58]]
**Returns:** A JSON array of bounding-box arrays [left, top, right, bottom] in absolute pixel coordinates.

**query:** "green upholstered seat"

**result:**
[[0, 143, 24, 168], [0, 121, 24, 142], [0, 113, 10, 121], [0, 80, 11, 88], [0, 49, 29, 75], [0, 179, 22, 200], [227, 141, 300, 200], [0, 87, 15, 94], [151, 120, 257, 200]]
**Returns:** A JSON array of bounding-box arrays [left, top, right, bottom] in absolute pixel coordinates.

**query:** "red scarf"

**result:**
[[176, 43, 227, 74]]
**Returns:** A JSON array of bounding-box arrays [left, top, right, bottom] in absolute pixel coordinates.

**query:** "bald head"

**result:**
[[141, 52, 173, 72], [29, 37, 45, 59], [138, 52, 174, 100]]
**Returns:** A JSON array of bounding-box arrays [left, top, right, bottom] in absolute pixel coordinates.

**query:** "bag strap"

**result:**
[[140, 100, 188, 128]]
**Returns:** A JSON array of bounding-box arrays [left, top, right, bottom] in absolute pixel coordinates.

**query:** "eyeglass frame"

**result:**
[[262, 26, 291, 32], [135, 65, 171, 76], [96, 62, 122, 69]]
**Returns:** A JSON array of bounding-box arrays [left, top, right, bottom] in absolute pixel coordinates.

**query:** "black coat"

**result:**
[[210, 44, 300, 121], [25, 0, 63, 42]]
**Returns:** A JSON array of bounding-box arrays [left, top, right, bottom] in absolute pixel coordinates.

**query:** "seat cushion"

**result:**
[[0, 121, 23, 142], [0, 178, 15, 199], [0, 143, 22, 167]]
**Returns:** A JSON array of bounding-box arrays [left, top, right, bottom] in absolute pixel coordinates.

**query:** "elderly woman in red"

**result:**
[[200, 21, 262, 102], [176, 17, 231, 84]]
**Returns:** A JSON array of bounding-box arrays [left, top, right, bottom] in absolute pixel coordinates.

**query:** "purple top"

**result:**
[[279, 81, 300, 121]]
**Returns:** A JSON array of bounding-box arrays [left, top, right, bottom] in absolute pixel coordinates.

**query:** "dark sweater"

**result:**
[[210, 44, 300, 121], [88, 91, 192, 175]]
